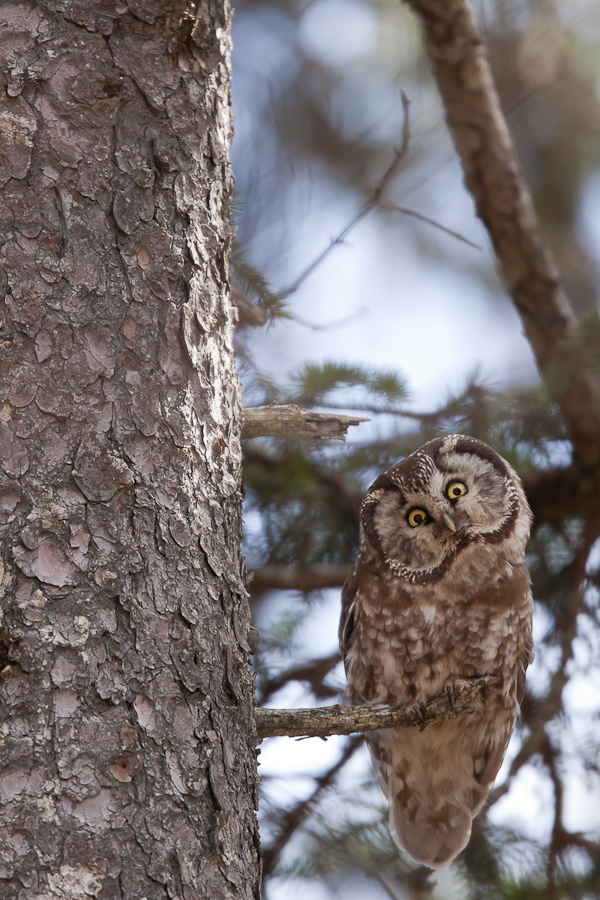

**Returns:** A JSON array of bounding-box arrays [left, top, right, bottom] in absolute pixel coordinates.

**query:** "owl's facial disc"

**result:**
[[361, 435, 527, 584]]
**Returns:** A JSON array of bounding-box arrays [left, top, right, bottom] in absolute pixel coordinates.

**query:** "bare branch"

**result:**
[[250, 564, 351, 595], [255, 674, 498, 741], [405, 0, 600, 468], [278, 92, 412, 300], [298, 402, 429, 420], [242, 404, 368, 441]]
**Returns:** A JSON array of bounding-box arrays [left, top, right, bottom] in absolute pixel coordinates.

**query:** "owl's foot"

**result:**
[[412, 701, 427, 721], [412, 700, 430, 732], [443, 678, 471, 708]]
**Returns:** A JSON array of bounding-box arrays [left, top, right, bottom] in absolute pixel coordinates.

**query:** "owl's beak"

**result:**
[[441, 512, 456, 533]]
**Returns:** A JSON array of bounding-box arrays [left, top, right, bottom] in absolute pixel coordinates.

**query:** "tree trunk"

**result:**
[[0, 2, 261, 898]]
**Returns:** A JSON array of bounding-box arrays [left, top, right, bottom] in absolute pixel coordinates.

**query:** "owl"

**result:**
[[340, 434, 534, 868]]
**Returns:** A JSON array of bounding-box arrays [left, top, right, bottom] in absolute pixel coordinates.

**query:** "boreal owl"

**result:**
[[339, 434, 534, 868]]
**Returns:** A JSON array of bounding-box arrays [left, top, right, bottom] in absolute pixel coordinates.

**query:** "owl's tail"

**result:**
[[388, 783, 473, 868], [369, 721, 498, 868]]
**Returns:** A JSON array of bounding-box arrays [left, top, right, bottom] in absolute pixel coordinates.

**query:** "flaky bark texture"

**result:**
[[0, 2, 261, 898]]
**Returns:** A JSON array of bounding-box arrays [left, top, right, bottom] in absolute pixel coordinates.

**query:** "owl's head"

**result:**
[[361, 434, 532, 585]]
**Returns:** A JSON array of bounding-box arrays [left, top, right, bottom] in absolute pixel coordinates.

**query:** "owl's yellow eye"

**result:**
[[447, 481, 468, 500], [407, 508, 428, 528]]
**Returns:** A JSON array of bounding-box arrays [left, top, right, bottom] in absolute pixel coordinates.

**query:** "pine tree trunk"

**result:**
[[0, 2, 261, 897]]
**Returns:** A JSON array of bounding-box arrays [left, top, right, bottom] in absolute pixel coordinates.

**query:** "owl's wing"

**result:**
[[517, 627, 534, 706], [471, 732, 511, 807], [339, 564, 358, 663], [473, 626, 535, 808]]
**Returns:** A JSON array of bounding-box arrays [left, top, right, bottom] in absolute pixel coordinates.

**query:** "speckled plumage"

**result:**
[[340, 434, 534, 868]]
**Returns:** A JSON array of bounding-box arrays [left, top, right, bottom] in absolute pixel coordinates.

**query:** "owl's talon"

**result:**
[[413, 701, 427, 721], [444, 680, 466, 708]]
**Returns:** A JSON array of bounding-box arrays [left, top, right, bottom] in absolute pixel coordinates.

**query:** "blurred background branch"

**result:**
[[407, 0, 600, 469]]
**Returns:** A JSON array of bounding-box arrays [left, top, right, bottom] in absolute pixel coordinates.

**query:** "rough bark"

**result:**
[[0, 3, 260, 899]]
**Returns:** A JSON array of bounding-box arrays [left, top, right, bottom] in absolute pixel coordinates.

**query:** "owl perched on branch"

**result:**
[[340, 434, 534, 868]]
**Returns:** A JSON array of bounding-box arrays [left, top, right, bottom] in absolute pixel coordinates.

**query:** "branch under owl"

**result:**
[[255, 674, 499, 741], [242, 405, 368, 441]]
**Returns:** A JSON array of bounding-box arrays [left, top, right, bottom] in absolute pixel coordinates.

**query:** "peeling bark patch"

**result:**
[[7, 370, 37, 408], [133, 693, 156, 733], [13, 538, 77, 587], [113, 183, 155, 234], [43, 865, 104, 899], [73, 433, 134, 502], [0, 95, 37, 186], [0, 487, 20, 512], [61, 788, 120, 829], [0, 421, 29, 477], [0, 768, 44, 804], [53, 690, 79, 718]]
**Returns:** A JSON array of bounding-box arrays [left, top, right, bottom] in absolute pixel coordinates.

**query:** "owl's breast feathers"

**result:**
[[341, 557, 533, 709]]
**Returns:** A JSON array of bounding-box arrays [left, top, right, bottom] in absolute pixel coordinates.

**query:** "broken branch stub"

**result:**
[[242, 405, 368, 441]]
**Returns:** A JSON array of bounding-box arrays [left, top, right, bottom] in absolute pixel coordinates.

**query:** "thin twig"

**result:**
[[488, 517, 599, 808], [293, 307, 367, 332], [370, 870, 404, 900], [255, 674, 498, 741], [278, 92, 412, 300], [544, 733, 564, 900], [380, 202, 483, 250]]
